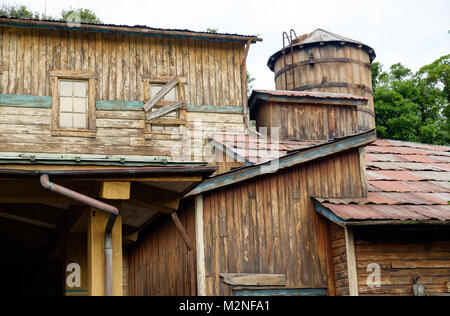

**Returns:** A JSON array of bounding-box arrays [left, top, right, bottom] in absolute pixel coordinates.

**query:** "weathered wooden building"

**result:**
[[0, 19, 449, 297], [0, 17, 260, 296]]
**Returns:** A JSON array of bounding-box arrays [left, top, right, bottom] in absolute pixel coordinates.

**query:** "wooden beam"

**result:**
[[171, 211, 197, 296], [143, 77, 180, 112], [220, 273, 286, 287], [0, 210, 56, 229], [100, 182, 131, 200], [125, 231, 139, 243], [87, 209, 123, 296], [146, 101, 184, 121], [345, 228, 359, 296], [171, 212, 193, 251], [195, 195, 206, 296], [131, 183, 181, 213]]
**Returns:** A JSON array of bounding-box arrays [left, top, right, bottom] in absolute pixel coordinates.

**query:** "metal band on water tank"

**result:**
[[274, 57, 372, 80], [293, 83, 373, 95]]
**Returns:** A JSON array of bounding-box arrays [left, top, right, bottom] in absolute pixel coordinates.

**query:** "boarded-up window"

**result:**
[[150, 84, 179, 132], [143, 76, 187, 138], [59, 80, 88, 129]]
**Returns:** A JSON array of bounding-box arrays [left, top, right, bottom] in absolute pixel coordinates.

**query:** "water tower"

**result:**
[[267, 29, 377, 132]]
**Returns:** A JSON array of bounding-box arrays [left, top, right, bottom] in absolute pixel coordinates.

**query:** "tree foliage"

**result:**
[[61, 8, 102, 24], [0, 4, 40, 19], [372, 55, 450, 145], [0, 4, 102, 24]]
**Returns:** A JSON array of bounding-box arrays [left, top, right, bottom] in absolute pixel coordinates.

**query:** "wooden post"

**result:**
[[345, 228, 359, 296], [241, 40, 251, 129], [87, 208, 123, 296], [195, 195, 206, 296], [359, 147, 368, 197]]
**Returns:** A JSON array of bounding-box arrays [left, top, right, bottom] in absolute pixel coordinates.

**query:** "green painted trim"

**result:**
[[65, 289, 88, 294], [96, 100, 144, 111], [314, 201, 346, 227], [0, 94, 244, 114], [186, 105, 244, 114], [233, 288, 327, 297], [0, 94, 51, 108]]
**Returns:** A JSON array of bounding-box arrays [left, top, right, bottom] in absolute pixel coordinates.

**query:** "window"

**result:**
[[143, 76, 187, 139], [59, 80, 88, 129], [50, 70, 97, 138]]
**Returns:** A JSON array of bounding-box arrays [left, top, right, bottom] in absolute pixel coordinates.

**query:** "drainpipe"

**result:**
[[40, 174, 118, 296]]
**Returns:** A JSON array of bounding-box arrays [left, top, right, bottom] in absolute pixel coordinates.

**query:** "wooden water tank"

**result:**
[[267, 29, 377, 132]]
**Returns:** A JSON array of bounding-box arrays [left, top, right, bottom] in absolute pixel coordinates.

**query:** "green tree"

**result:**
[[61, 8, 102, 24], [0, 4, 40, 19], [372, 56, 450, 145]]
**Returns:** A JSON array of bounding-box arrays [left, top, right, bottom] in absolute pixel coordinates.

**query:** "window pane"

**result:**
[[60, 113, 73, 129], [150, 84, 178, 101], [60, 97, 73, 112], [73, 98, 87, 113], [73, 114, 87, 129], [73, 81, 88, 97], [150, 84, 164, 98], [59, 81, 73, 97], [164, 87, 177, 101]]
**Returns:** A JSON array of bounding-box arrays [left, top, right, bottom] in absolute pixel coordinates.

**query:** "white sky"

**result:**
[[3, 0, 450, 90]]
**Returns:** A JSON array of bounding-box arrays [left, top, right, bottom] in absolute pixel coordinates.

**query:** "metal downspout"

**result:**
[[40, 174, 118, 296]]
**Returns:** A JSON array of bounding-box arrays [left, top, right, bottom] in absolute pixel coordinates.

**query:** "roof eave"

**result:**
[[313, 200, 450, 227], [0, 17, 263, 43], [186, 129, 377, 197]]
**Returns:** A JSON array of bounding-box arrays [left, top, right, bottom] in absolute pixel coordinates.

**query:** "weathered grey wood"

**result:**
[[143, 77, 180, 112], [220, 273, 286, 286], [195, 195, 207, 296], [345, 228, 359, 296], [146, 101, 184, 121]]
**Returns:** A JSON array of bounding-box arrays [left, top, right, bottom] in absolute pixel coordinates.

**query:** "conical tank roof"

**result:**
[[268, 28, 376, 71]]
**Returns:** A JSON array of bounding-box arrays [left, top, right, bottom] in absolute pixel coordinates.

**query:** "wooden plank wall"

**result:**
[[128, 199, 196, 296], [202, 149, 364, 296], [0, 106, 244, 159], [329, 223, 350, 296], [355, 228, 450, 296], [0, 26, 245, 107], [255, 102, 358, 141]]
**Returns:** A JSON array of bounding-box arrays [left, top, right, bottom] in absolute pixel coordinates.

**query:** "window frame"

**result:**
[[50, 70, 97, 138], [142, 75, 187, 139]]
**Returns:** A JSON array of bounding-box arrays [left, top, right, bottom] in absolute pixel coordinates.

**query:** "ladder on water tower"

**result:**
[[282, 30, 297, 91]]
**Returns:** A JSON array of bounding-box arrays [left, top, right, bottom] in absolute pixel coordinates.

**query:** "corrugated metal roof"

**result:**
[[0, 17, 262, 43], [208, 133, 325, 164], [320, 204, 450, 222], [316, 139, 450, 224], [298, 29, 364, 46]]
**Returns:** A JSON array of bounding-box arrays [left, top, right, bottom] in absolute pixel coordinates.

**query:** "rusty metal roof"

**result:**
[[208, 133, 326, 164], [0, 17, 262, 43], [209, 135, 449, 224], [315, 139, 450, 225]]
